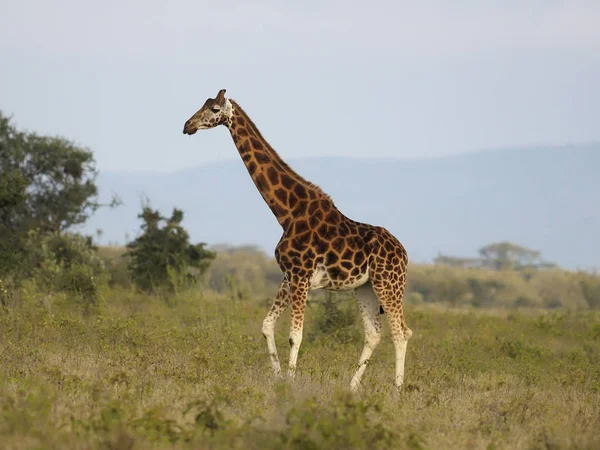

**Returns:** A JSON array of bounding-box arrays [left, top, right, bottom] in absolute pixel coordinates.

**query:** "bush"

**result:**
[[406, 264, 600, 310], [280, 393, 395, 449], [578, 272, 600, 309], [407, 265, 471, 306], [405, 292, 424, 305], [29, 231, 107, 304], [204, 245, 282, 298], [308, 292, 360, 345], [0, 279, 13, 308], [55, 263, 101, 304], [529, 270, 588, 310], [126, 207, 215, 295]]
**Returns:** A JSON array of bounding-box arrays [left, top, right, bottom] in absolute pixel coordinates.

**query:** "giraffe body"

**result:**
[[183, 89, 412, 390]]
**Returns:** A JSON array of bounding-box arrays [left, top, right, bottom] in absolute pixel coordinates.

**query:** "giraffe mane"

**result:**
[[229, 100, 333, 202]]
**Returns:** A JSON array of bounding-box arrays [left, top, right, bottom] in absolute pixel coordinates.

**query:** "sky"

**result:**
[[1, 0, 599, 172]]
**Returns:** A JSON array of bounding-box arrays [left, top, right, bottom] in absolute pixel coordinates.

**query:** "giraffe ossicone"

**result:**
[[183, 89, 412, 391]]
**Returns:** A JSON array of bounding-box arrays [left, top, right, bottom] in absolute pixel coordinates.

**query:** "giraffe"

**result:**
[[183, 89, 412, 391]]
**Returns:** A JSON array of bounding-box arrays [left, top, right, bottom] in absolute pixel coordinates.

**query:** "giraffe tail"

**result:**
[[379, 305, 385, 315]]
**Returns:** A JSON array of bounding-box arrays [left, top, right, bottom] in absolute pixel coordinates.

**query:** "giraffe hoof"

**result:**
[[350, 375, 362, 391], [287, 365, 297, 379]]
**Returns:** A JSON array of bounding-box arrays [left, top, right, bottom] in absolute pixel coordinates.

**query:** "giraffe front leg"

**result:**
[[262, 279, 291, 378], [287, 279, 309, 379]]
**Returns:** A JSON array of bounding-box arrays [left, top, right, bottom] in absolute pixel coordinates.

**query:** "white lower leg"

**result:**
[[288, 329, 303, 378], [394, 338, 408, 387], [261, 280, 290, 379], [350, 286, 382, 391], [350, 332, 381, 391], [262, 319, 282, 377]]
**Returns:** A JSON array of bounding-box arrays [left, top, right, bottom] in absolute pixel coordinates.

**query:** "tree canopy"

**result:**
[[0, 111, 115, 277], [435, 241, 556, 271]]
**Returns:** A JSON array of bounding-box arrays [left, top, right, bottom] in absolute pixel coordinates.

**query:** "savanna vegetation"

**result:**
[[1, 112, 600, 449]]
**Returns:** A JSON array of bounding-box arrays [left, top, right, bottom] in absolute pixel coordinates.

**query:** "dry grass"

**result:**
[[1, 287, 599, 449]]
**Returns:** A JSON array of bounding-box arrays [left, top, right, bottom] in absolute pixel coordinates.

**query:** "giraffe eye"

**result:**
[[210, 106, 220, 113]]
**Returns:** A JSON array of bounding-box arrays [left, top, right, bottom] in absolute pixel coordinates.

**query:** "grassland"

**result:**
[[1, 286, 600, 450]]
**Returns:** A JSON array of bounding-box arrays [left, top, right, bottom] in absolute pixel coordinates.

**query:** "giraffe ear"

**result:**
[[215, 89, 227, 105]]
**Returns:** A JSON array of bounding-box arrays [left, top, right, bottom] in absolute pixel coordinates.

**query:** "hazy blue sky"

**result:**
[[1, 0, 599, 172]]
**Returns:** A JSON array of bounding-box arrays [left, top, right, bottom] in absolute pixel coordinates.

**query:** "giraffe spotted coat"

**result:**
[[183, 89, 412, 390]]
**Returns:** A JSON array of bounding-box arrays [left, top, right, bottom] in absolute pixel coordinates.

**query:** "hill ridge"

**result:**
[[85, 145, 600, 270]]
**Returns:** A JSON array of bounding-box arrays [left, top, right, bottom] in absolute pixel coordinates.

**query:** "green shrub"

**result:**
[[579, 272, 600, 309], [126, 207, 215, 295], [308, 293, 360, 345], [405, 291, 424, 305], [280, 393, 396, 450], [407, 265, 471, 306], [55, 263, 101, 304], [405, 264, 600, 311], [499, 338, 544, 360], [0, 279, 12, 308], [204, 244, 282, 298], [29, 231, 106, 304]]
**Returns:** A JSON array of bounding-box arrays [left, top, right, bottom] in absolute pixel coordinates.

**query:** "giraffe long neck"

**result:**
[[226, 100, 328, 230]]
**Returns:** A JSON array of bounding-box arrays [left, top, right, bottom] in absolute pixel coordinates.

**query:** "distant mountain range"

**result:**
[[83, 144, 600, 270]]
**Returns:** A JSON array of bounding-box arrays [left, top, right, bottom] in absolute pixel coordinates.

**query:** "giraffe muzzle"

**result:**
[[183, 121, 197, 135]]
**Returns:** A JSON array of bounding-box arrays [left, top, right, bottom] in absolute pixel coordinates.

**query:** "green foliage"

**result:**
[[0, 279, 11, 308], [204, 244, 282, 298], [467, 276, 505, 307], [29, 231, 107, 304], [405, 291, 424, 305], [308, 292, 360, 344], [406, 265, 472, 306], [579, 271, 600, 309], [0, 111, 117, 279], [185, 399, 229, 437], [95, 245, 133, 289], [498, 338, 544, 360], [126, 206, 216, 294], [406, 264, 600, 310], [56, 264, 102, 305], [280, 393, 395, 449]]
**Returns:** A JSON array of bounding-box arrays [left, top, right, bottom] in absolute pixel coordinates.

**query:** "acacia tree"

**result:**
[[0, 112, 116, 278], [479, 242, 542, 270], [126, 206, 216, 294], [436, 242, 556, 272]]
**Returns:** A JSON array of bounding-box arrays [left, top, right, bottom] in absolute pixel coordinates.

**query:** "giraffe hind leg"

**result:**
[[287, 278, 309, 379], [371, 275, 412, 388], [350, 283, 383, 391]]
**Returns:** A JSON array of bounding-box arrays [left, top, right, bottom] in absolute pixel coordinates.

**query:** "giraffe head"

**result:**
[[183, 89, 233, 135]]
